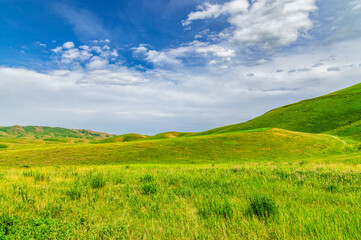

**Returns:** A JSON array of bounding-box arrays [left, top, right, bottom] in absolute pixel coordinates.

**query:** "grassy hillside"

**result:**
[[147, 131, 195, 140], [0, 125, 114, 140], [0, 128, 352, 167], [200, 83, 361, 139], [91, 131, 196, 144], [91, 133, 147, 144]]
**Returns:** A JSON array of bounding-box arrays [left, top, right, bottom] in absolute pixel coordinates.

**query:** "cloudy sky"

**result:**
[[0, 0, 361, 134]]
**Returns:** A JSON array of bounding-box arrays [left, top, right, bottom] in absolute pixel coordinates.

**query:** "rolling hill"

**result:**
[[90, 131, 196, 144], [0, 128, 352, 166], [0, 125, 114, 140], [199, 83, 361, 139], [1, 82, 361, 167]]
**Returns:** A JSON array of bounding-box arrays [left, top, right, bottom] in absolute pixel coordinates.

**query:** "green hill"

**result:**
[[200, 83, 361, 139], [0, 125, 114, 140], [91, 131, 196, 144], [0, 128, 351, 166], [91, 133, 147, 143]]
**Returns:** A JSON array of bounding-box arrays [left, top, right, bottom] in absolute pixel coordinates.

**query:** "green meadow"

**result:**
[[1, 83, 361, 239], [1, 163, 361, 239]]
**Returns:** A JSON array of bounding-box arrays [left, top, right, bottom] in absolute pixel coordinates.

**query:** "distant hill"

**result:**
[[91, 133, 148, 144], [0, 125, 114, 139], [199, 83, 361, 140], [91, 131, 195, 144]]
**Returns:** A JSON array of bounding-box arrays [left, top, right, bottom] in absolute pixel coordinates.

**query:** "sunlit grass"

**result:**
[[1, 163, 361, 239], [0, 128, 352, 167]]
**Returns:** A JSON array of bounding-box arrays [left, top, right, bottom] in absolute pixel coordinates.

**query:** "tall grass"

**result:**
[[0, 163, 361, 239]]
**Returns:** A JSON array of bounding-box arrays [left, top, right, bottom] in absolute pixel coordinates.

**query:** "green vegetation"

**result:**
[[147, 131, 195, 140], [1, 163, 361, 239], [0, 128, 351, 167], [91, 131, 196, 144], [0, 144, 8, 149], [249, 195, 278, 219], [91, 133, 147, 144], [200, 83, 361, 140], [0, 125, 113, 140]]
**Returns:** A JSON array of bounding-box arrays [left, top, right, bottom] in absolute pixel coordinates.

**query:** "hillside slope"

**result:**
[[0, 125, 114, 139], [200, 83, 361, 138], [0, 128, 351, 166], [91, 131, 196, 144]]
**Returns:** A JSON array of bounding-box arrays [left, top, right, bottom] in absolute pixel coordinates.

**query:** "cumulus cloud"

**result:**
[[133, 41, 236, 66], [63, 41, 75, 49], [184, 0, 317, 48], [86, 56, 109, 69], [52, 46, 93, 64], [182, 1, 248, 26], [91, 39, 111, 44], [2, 38, 361, 134], [196, 44, 235, 57], [51, 41, 120, 68]]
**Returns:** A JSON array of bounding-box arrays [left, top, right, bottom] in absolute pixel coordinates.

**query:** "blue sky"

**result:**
[[1, 0, 361, 134]]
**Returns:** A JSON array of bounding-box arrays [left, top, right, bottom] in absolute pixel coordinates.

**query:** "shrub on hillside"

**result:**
[[249, 194, 278, 219], [197, 198, 233, 219], [141, 183, 157, 195], [65, 187, 82, 200], [0, 144, 8, 149], [140, 174, 154, 182], [89, 174, 107, 189]]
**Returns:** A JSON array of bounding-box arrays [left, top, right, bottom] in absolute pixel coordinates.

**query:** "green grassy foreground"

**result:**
[[1, 163, 360, 239]]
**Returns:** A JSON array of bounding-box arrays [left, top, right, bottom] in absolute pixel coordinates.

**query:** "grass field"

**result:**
[[1, 163, 361, 239]]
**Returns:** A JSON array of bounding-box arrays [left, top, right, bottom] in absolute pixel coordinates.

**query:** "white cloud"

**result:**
[[132, 45, 148, 54], [58, 48, 93, 64], [91, 39, 111, 44], [146, 50, 181, 65], [182, 0, 249, 26], [79, 45, 90, 51], [80, 69, 148, 85], [133, 41, 236, 66], [3, 38, 361, 134], [351, 0, 361, 11], [184, 0, 317, 48], [110, 49, 119, 57], [91, 46, 102, 54], [102, 45, 110, 50], [52, 41, 119, 68], [196, 44, 236, 57], [52, 46, 63, 53], [63, 41, 75, 49], [86, 56, 109, 69]]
